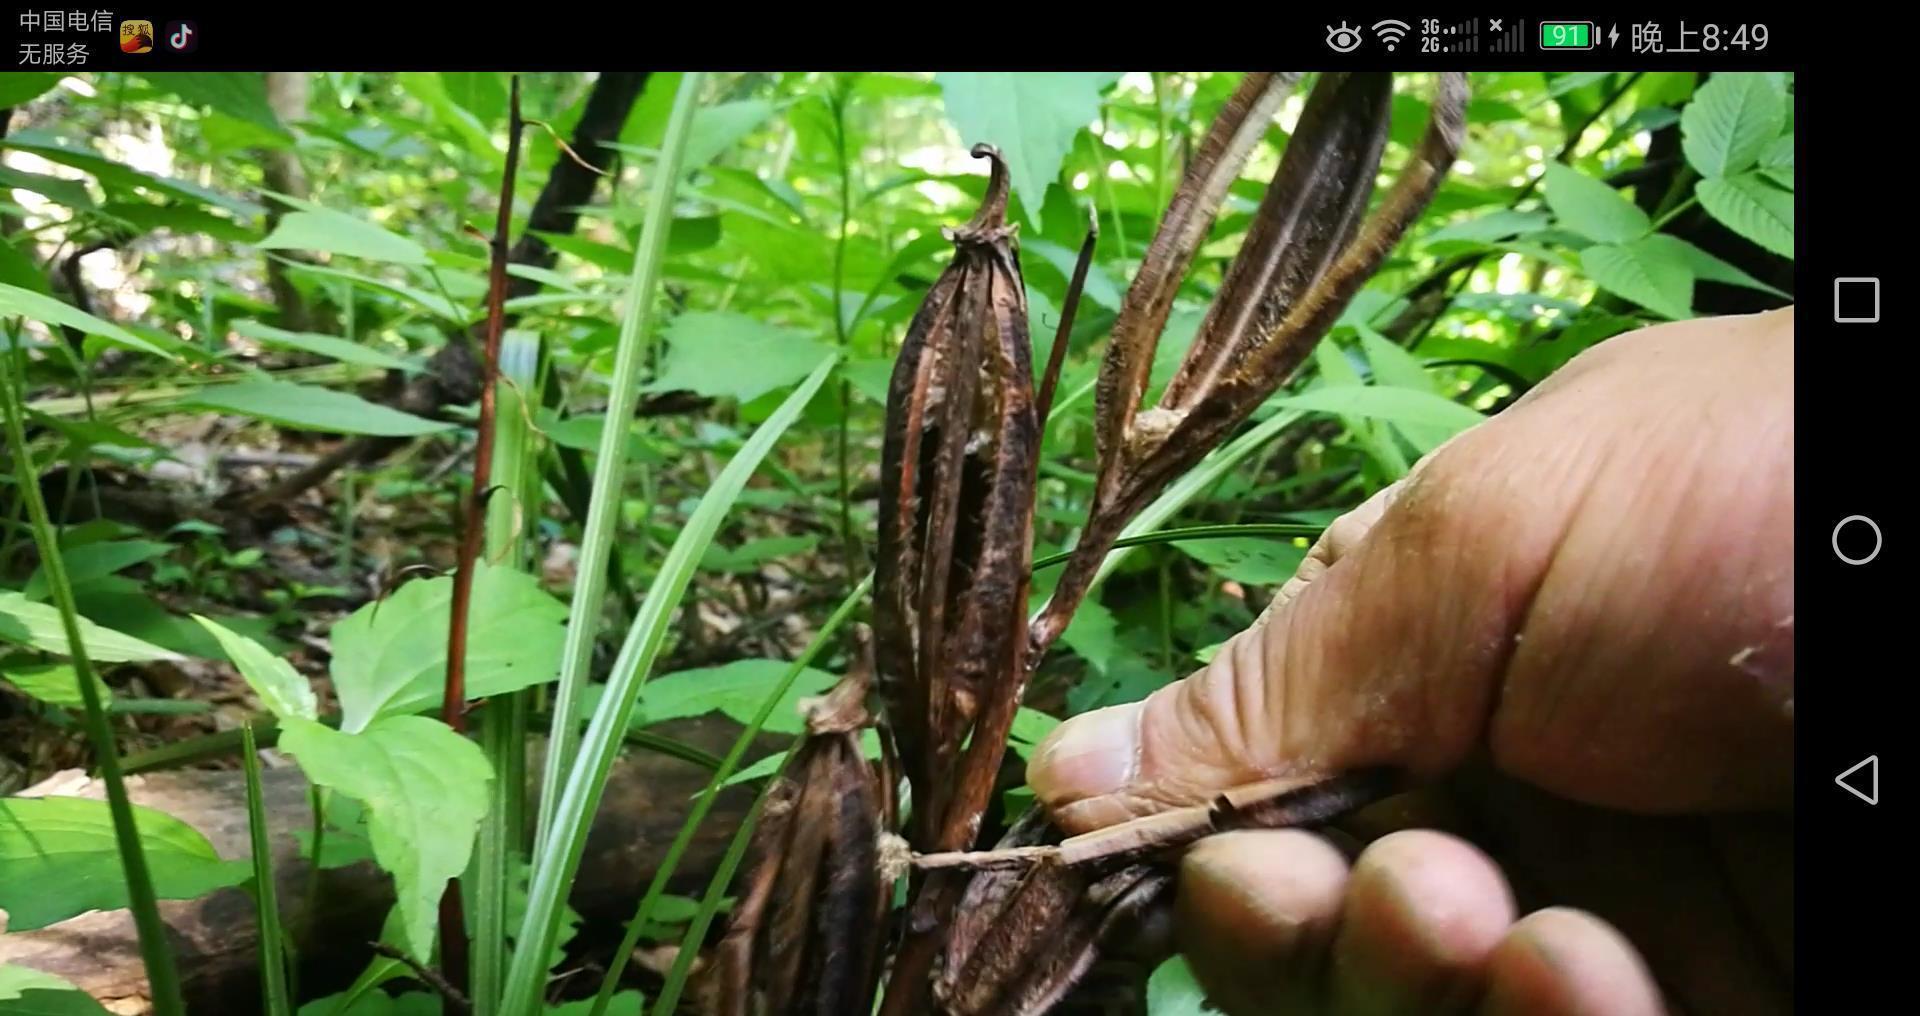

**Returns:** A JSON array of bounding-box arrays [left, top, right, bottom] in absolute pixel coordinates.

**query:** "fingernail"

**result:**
[[1028, 702, 1142, 807]]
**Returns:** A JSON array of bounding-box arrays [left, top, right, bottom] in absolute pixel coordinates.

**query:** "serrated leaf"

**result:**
[[193, 615, 317, 721], [1638, 234, 1788, 298], [258, 207, 428, 266], [329, 562, 567, 733], [1757, 133, 1793, 190], [1272, 385, 1486, 433], [0, 795, 249, 930], [179, 377, 452, 437], [1680, 73, 1785, 178], [1581, 239, 1695, 320], [277, 716, 491, 960], [23, 540, 174, 600], [645, 312, 835, 403], [633, 659, 838, 734], [230, 319, 420, 372], [0, 591, 183, 662], [0, 284, 167, 355], [1541, 163, 1649, 244], [1696, 174, 1794, 258], [936, 72, 1120, 230], [0, 662, 112, 708]]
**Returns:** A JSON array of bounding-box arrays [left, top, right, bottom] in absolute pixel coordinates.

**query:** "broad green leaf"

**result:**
[[1680, 73, 1785, 178], [139, 73, 290, 139], [936, 72, 1121, 230], [0, 165, 92, 209], [277, 716, 491, 961], [0, 795, 249, 930], [296, 991, 438, 1016], [1145, 955, 1218, 1015], [329, 562, 567, 733], [99, 201, 254, 243], [686, 101, 775, 170], [1177, 536, 1308, 586], [1061, 597, 1121, 674], [0, 73, 62, 108], [1272, 385, 1486, 433], [394, 73, 498, 164], [0, 131, 264, 217], [0, 964, 112, 1016], [634, 659, 838, 735], [842, 357, 894, 405], [1541, 163, 1649, 244], [179, 378, 452, 437], [0, 284, 167, 355], [23, 540, 174, 600], [0, 591, 183, 662], [1638, 234, 1788, 297], [1425, 209, 1550, 245], [1757, 133, 1794, 190], [0, 662, 112, 708], [1006, 707, 1061, 760], [701, 535, 820, 574], [440, 73, 508, 127], [258, 208, 429, 266], [645, 312, 834, 403], [1025, 239, 1121, 309], [230, 320, 420, 372], [1697, 173, 1794, 258], [193, 615, 317, 721], [1581, 239, 1695, 320]]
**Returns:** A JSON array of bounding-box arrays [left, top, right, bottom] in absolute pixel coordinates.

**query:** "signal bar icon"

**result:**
[[1374, 19, 1410, 50]]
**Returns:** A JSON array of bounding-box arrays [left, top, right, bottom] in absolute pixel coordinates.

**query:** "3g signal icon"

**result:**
[[1373, 19, 1410, 51]]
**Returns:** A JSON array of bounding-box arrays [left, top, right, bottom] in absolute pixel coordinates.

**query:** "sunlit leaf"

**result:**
[[936, 72, 1121, 230], [1581, 239, 1695, 320], [0, 590, 183, 662], [1697, 173, 1794, 258], [178, 377, 452, 436], [193, 615, 317, 722], [0, 795, 248, 930], [645, 312, 834, 403], [1541, 163, 1649, 244], [632, 659, 839, 735], [0, 284, 167, 355], [258, 207, 429, 267], [1681, 73, 1785, 178], [230, 319, 421, 372]]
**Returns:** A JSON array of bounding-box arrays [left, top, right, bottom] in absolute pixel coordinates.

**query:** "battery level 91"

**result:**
[[1540, 21, 1597, 49]]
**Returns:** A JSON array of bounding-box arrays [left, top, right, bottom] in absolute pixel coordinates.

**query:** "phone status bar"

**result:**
[[1323, 18, 1771, 57]]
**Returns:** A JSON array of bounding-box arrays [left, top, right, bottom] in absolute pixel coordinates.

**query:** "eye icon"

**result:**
[[1326, 21, 1364, 52]]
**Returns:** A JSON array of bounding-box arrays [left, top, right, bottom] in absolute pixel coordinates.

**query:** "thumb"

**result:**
[[1027, 311, 1796, 834]]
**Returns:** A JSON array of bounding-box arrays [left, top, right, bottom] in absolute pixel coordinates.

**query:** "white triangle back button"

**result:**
[[1837, 755, 1879, 805]]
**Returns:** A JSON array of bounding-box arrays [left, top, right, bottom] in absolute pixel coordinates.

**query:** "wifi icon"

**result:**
[[1373, 19, 1410, 50]]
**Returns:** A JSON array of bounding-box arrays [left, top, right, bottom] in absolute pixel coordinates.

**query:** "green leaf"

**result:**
[[1581, 239, 1695, 320], [842, 357, 895, 406], [99, 201, 255, 243], [179, 378, 452, 437], [23, 540, 174, 600], [1272, 385, 1486, 433], [645, 312, 834, 403], [1061, 597, 1121, 674], [1541, 163, 1649, 244], [1697, 173, 1794, 258], [0, 795, 249, 930], [1006, 707, 1061, 760], [230, 320, 420, 372], [0, 73, 63, 108], [1145, 955, 1219, 1015], [0, 284, 168, 356], [296, 990, 438, 1016], [700, 535, 819, 574], [686, 101, 775, 170], [1177, 536, 1307, 585], [0, 164, 93, 210], [280, 262, 464, 323], [1425, 209, 1550, 245], [936, 72, 1120, 230], [634, 659, 838, 735], [1680, 73, 1785, 178], [0, 240, 45, 297], [0, 964, 113, 1016], [0, 662, 112, 708], [258, 208, 429, 266], [329, 562, 566, 733], [0, 591, 183, 662], [546, 993, 646, 1016], [1025, 239, 1121, 309], [193, 615, 317, 722], [1, 131, 263, 217], [139, 73, 290, 139], [277, 716, 491, 961], [1638, 234, 1788, 298], [1757, 133, 1794, 190]]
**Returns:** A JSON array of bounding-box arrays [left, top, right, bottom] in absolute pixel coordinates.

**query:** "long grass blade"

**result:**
[[241, 722, 293, 1016], [534, 71, 709, 845], [501, 353, 838, 1016], [587, 574, 874, 1016], [470, 329, 544, 1016], [0, 350, 188, 1016]]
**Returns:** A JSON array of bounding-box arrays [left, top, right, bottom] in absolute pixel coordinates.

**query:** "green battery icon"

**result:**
[[1540, 21, 1597, 49]]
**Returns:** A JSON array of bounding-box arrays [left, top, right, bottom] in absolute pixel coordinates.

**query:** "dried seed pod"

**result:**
[[873, 143, 1040, 850], [711, 644, 890, 1016]]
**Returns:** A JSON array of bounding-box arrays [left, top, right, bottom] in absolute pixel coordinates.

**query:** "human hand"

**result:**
[[1026, 308, 1795, 1015]]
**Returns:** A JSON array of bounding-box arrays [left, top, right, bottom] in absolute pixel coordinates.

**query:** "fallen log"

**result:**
[[0, 717, 774, 1014]]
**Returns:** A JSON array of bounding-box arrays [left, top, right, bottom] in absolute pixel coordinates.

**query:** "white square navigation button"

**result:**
[[1835, 278, 1880, 323]]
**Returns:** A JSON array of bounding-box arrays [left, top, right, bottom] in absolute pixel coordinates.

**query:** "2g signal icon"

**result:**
[[164, 21, 197, 52]]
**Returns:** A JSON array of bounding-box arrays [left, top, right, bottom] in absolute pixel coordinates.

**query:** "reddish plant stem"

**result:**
[[438, 75, 526, 1004]]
